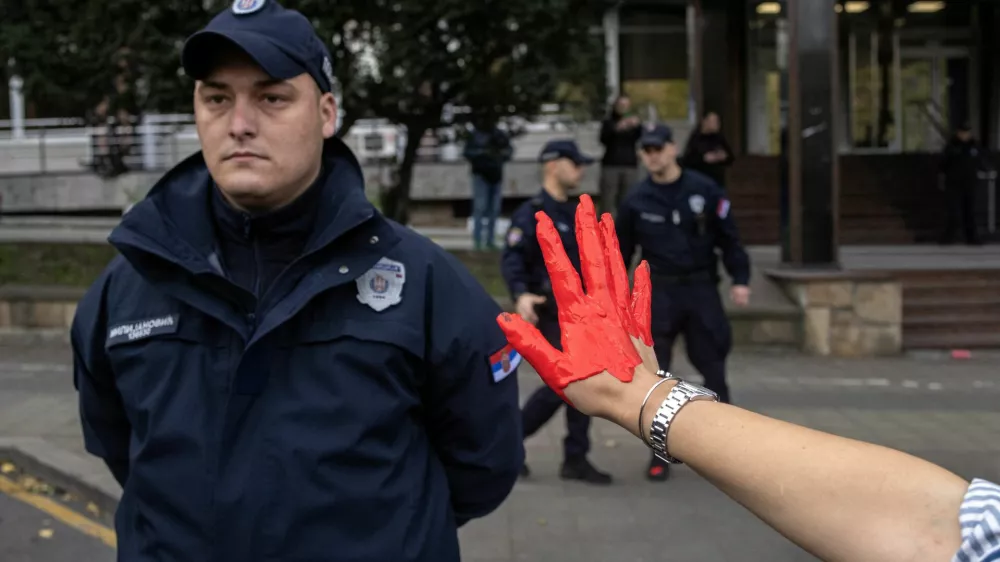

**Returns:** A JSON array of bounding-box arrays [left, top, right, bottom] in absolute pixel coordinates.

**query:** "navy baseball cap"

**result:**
[[538, 139, 595, 166], [639, 123, 674, 147], [182, 0, 335, 94]]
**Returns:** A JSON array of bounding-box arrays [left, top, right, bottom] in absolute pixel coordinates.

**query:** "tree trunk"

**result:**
[[382, 123, 427, 225]]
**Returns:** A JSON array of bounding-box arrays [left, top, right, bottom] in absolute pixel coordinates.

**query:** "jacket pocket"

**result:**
[[258, 318, 429, 559]]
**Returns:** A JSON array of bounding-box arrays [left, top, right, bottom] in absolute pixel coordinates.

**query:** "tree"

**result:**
[[300, 0, 607, 222], [0, 0, 212, 118], [2, 0, 606, 221]]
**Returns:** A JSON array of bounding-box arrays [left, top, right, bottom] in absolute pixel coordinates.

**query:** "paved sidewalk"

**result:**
[[0, 344, 998, 561]]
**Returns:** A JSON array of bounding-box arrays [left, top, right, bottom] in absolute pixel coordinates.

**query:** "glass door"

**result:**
[[899, 55, 945, 152], [899, 43, 971, 152]]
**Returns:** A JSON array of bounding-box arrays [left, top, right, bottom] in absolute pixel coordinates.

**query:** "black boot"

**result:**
[[560, 457, 612, 485], [647, 455, 670, 482]]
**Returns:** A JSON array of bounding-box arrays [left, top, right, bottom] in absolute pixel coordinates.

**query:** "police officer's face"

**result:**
[[194, 51, 338, 211], [639, 142, 677, 174], [550, 159, 583, 189]]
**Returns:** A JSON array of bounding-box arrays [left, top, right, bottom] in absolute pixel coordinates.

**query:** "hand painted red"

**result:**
[[496, 194, 641, 403], [598, 214, 653, 347]]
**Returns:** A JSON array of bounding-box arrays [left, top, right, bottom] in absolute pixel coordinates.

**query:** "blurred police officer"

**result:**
[[940, 122, 985, 246], [70, 2, 524, 560], [615, 123, 751, 482], [500, 139, 612, 485]]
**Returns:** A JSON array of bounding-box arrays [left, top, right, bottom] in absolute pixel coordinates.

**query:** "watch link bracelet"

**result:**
[[647, 379, 719, 464]]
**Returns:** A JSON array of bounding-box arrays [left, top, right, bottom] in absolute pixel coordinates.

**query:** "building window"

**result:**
[[744, 0, 975, 155], [618, 4, 691, 122], [840, 2, 974, 153], [744, 8, 782, 155]]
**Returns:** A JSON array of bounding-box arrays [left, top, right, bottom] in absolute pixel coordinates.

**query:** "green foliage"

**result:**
[[1, 0, 607, 221]]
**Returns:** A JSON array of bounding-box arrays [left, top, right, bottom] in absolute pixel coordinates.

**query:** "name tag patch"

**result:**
[[107, 315, 179, 346], [640, 212, 666, 223]]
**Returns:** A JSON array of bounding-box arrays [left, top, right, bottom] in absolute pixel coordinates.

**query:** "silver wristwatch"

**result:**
[[648, 380, 719, 464]]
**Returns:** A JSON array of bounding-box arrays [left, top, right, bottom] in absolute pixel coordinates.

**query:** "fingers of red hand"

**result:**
[[574, 195, 613, 313], [599, 213, 637, 336], [496, 312, 563, 374], [630, 261, 654, 346], [497, 312, 576, 404], [535, 211, 583, 308]]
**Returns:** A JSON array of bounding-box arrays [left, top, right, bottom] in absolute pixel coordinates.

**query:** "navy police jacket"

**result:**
[[71, 137, 524, 562], [615, 171, 750, 286], [500, 190, 581, 303]]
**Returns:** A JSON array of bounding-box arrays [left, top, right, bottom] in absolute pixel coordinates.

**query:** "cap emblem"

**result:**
[[322, 56, 335, 90], [232, 0, 266, 15]]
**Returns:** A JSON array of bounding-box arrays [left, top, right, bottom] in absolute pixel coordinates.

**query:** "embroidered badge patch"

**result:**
[[717, 198, 731, 219], [107, 315, 179, 346], [507, 227, 523, 247], [689, 194, 706, 215], [356, 257, 406, 312], [232, 0, 266, 15], [489, 343, 522, 383]]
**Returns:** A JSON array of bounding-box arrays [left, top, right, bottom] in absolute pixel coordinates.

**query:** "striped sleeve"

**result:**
[[952, 479, 1000, 562]]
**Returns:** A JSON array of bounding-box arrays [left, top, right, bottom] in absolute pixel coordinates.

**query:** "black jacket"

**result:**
[[600, 113, 642, 167]]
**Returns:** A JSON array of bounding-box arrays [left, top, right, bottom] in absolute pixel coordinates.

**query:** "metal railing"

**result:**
[[0, 113, 611, 176]]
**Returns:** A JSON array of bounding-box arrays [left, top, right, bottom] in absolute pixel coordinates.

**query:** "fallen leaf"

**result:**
[[537, 518, 547, 526], [86, 503, 101, 516], [38, 529, 54, 539], [0, 462, 14, 474], [605, 439, 618, 448]]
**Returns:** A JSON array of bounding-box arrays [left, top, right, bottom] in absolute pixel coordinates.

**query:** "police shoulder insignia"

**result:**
[[356, 257, 406, 312], [688, 194, 706, 215], [489, 343, 521, 383], [232, 0, 266, 15], [507, 227, 523, 247], [717, 198, 731, 219]]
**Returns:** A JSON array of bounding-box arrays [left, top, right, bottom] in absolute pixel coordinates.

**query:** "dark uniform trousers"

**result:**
[[521, 310, 591, 459], [650, 280, 732, 404]]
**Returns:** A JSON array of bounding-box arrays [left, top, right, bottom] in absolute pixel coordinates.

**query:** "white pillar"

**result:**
[[142, 114, 157, 170], [8, 75, 25, 140], [603, 6, 621, 102], [686, 4, 698, 125]]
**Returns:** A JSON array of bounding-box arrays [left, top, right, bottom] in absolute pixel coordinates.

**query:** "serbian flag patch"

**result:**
[[717, 198, 731, 219], [490, 343, 522, 383]]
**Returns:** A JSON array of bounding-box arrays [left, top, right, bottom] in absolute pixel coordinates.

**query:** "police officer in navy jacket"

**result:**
[[500, 139, 613, 485], [615, 123, 751, 482], [70, 2, 523, 560]]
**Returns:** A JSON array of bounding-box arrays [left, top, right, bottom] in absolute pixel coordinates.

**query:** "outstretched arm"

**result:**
[[498, 194, 973, 562]]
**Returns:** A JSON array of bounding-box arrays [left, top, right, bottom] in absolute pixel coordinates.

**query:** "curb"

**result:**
[[0, 437, 120, 516], [0, 328, 71, 346]]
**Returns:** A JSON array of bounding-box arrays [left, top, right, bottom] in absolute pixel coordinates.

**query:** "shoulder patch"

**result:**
[[717, 198, 731, 219], [107, 314, 179, 346], [489, 343, 521, 383], [506, 227, 524, 247], [356, 257, 406, 312]]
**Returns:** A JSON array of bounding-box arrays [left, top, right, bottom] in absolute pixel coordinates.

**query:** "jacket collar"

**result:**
[[112, 136, 377, 272]]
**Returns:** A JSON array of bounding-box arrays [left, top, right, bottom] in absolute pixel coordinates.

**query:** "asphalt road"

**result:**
[[0, 489, 114, 562], [0, 343, 998, 561]]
